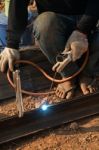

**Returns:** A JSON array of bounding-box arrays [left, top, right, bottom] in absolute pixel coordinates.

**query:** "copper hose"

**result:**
[[7, 50, 89, 96]]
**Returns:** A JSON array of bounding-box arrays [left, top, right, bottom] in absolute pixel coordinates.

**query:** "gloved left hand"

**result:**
[[63, 30, 88, 61], [0, 47, 20, 72]]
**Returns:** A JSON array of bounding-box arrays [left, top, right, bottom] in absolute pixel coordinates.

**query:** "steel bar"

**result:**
[[0, 92, 99, 144], [13, 70, 24, 118]]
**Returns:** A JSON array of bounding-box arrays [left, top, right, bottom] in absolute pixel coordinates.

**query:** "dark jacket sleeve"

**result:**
[[77, 0, 99, 34], [7, 0, 30, 49]]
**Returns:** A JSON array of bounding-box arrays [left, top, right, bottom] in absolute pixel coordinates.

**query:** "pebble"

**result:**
[[69, 122, 79, 130]]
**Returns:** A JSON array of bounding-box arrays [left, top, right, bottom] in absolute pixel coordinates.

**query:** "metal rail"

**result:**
[[0, 92, 99, 144]]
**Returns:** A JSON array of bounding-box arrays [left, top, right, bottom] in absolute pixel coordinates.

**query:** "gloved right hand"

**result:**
[[63, 30, 88, 61], [0, 47, 20, 72]]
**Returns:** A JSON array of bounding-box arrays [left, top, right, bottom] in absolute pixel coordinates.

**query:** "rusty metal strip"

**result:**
[[0, 92, 99, 144], [13, 70, 24, 118]]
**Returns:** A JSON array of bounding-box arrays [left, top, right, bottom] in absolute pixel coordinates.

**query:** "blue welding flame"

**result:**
[[41, 104, 48, 111]]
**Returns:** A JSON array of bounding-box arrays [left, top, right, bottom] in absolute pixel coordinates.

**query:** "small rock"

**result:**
[[69, 122, 79, 130], [0, 107, 2, 112], [35, 101, 41, 108]]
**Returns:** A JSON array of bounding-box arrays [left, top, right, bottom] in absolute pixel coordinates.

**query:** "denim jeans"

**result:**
[[33, 12, 99, 77]]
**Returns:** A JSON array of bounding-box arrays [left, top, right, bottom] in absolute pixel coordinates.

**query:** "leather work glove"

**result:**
[[63, 30, 88, 61], [0, 47, 20, 72]]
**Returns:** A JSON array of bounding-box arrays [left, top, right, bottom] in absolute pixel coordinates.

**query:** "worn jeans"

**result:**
[[33, 12, 99, 78]]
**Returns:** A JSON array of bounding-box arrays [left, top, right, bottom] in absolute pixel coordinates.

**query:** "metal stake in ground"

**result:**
[[13, 70, 24, 118]]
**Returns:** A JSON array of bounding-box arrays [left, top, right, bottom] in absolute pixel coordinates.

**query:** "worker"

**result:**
[[0, 0, 99, 99]]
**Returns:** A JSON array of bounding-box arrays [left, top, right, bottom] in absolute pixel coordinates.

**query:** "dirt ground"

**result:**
[[0, 94, 99, 150]]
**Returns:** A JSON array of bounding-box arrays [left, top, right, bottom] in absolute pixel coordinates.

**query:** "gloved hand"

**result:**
[[0, 47, 20, 72], [63, 30, 88, 61]]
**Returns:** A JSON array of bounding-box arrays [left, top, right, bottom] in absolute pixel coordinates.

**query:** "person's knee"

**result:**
[[33, 12, 57, 40]]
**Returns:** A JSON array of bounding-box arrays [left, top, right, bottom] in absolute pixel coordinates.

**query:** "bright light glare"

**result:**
[[41, 104, 48, 111]]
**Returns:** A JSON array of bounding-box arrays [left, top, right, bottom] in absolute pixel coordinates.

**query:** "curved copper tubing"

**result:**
[[7, 50, 89, 96]]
